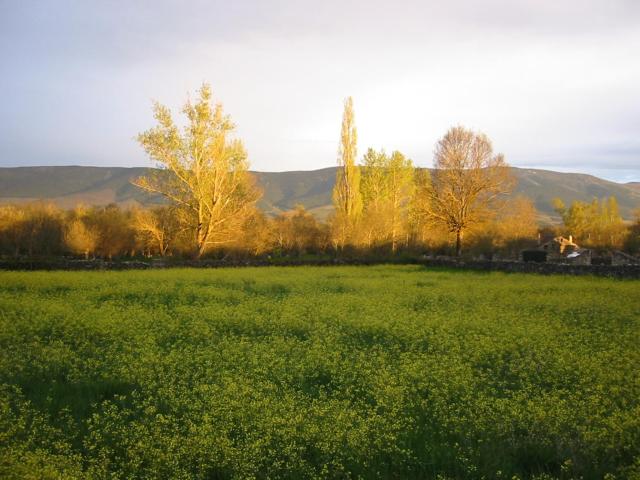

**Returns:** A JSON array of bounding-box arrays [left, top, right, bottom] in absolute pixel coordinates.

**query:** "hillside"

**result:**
[[1, 165, 639, 222]]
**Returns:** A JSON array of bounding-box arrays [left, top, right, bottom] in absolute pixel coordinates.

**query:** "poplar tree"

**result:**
[[134, 84, 261, 258], [408, 168, 434, 247], [386, 151, 415, 251], [361, 148, 389, 247], [553, 196, 625, 248], [332, 97, 362, 248], [361, 149, 414, 251]]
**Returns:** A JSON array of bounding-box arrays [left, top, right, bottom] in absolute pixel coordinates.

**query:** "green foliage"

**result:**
[[553, 196, 626, 249], [0, 267, 639, 479], [332, 97, 362, 248], [361, 149, 415, 250]]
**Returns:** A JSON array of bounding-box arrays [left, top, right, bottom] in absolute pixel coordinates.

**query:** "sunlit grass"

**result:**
[[1, 266, 638, 479]]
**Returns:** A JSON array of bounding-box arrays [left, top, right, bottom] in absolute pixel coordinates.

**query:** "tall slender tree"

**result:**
[[386, 151, 415, 251], [361, 148, 389, 247], [332, 97, 362, 248], [361, 148, 414, 251], [408, 168, 434, 247]]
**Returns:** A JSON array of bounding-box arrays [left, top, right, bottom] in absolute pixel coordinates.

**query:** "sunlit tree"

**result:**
[[0, 203, 65, 257], [331, 97, 362, 248], [239, 211, 273, 256], [272, 205, 328, 254], [86, 205, 135, 259], [361, 148, 389, 247], [133, 206, 181, 256], [0, 205, 27, 257], [493, 196, 539, 254], [423, 126, 514, 256], [134, 83, 261, 258], [553, 196, 625, 249], [361, 149, 414, 251], [408, 168, 435, 247], [65, 218, 99, 259]]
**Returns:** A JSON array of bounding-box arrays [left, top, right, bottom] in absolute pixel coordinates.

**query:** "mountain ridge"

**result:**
[[1, 165, 639, 223]]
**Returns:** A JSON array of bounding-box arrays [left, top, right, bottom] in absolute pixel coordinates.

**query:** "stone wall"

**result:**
[[1, 256, 640, 279], [417, 258, 640, 279], [611, 251, 640, 266]]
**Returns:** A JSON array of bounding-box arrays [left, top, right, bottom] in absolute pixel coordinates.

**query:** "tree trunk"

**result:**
[[455, 229, 463, 257], [391, 224, 397, 253], [196, 221, 206, 259], [196, 227, 209, 259]]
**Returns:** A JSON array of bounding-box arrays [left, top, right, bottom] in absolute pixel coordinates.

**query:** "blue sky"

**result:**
[[1, 0, 639, 182]]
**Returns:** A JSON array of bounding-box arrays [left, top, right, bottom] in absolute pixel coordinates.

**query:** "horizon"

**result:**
[[1, 163, 638, 185], [1, 1, 639, 182]]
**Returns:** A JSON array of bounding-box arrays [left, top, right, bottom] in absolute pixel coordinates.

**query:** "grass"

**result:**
[[0, 266, 638, 479]]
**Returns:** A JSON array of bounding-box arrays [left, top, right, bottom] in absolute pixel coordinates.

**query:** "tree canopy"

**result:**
[[134, 84, 260, 257]]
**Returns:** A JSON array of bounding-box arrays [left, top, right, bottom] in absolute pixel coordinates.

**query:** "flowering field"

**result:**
[[0, 266, 638, 479]]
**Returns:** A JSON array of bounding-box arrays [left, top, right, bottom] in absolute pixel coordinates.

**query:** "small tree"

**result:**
[[134, 84, 261, 258], [239, 211, 273, 256], [624, 209, 640, 254], [133, 206, 180, 256], [425, 126, 514, 256], [492, 196, 539, 256], [0, 204, 65, 257], [0, 205, 27, 257], [84, 204, 135, 259], [65, 218, 99, 259], [272, 205, 327, 255]]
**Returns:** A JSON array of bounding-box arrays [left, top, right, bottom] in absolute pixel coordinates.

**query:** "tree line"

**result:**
[[0, 199, 543, 259], [0, 84, 638, 259], [552, 196, 630, 250]]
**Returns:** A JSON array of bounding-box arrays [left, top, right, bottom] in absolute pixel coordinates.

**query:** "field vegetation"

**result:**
[[1, 266, 639, 479]]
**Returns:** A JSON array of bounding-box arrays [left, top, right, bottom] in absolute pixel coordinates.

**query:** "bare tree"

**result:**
[[0, 204, 65, 257], [133, 206, 180, 256], [65, 218, 99, 259], [134, 84, 261, 258], [426, 126, 514, 256], [0, 205, 27, 257], [272, 205, 327, 254]]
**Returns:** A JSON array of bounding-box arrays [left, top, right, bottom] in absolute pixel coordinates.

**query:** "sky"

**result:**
[[0, 0, 639, 182]]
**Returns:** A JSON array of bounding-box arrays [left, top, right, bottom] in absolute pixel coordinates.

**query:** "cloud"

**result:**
[[0, 0, 638, 181]]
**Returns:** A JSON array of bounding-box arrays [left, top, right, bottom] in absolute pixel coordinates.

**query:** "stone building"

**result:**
[[541, 235, 579, 255]]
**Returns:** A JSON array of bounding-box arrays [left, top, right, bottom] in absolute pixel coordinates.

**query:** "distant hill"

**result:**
[[1, 165, 639, 223]]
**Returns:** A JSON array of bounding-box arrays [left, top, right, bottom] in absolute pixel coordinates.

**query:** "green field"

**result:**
[[1, 266, 639, 479]]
